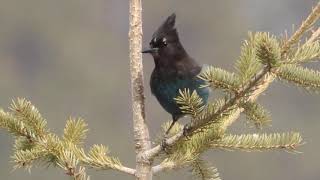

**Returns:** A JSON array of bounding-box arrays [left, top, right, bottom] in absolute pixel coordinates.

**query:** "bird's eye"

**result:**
[[150, 37, 167, 48], [162, 38, 167, 46]]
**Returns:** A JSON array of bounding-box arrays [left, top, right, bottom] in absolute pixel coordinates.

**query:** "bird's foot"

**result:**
[[183, 124, 192, 139], [160, 134, 170, 154]]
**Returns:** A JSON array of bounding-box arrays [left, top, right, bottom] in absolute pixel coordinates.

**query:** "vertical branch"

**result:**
[[129, 0, 152, 180]]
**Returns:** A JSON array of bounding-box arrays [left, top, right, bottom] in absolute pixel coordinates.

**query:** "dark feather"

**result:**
[[144, 13, 210, 134]]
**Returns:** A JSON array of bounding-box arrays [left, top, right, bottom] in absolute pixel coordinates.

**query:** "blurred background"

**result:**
[[0, 0, 319, 179]]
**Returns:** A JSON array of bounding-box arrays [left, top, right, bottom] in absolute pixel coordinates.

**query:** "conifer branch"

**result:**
[[0, 109, 36, 141], [81, 144, 136, 175], [281, 1, 320, 56], [144, 61, 272, 161], [287, 41, 320, 63], [0, 99, 136, 178], [145, 2, 320, 160], [152, 157, 222, 180], [153, 128, 303, 173], [256, 33, 281, 67], [211, 133, 303, 152], [235, 32, 261, 84], [152, 121, 226, 174], [63, 118, 88, 145], [211, 1, 320, 131], [307, 27, 320, 44], [174, 89, 206, 118], [188, 66, 271, 134], [9, 98, 48, 139], [277, 64, 320, 90], [12, 146, 48, 171], [190, 159, 221, 180], [241, 101, 271, 129], [199, 67, 240, 92]]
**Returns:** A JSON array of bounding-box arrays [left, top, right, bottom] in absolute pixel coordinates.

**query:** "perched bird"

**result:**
[[142, 13, 209, 134]]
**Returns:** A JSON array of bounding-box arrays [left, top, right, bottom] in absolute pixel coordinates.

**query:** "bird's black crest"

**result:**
[[163, 13, 176, 29], [147, 12, 209, 135], [152, 13, 178, 41]]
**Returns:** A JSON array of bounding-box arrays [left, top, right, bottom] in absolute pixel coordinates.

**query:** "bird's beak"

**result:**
[[142, 48, 158, 54]]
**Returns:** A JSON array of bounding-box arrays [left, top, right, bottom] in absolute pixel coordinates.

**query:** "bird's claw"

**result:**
[[160, 137, 170, 154], [183, 124, 192, 139]]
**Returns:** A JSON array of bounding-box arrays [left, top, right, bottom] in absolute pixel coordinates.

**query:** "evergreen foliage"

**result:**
[[241, 101, 271, 129], [288, 41, 320, 63], [211, 132, 302, 152], [235, 32, 262, 84], [174, 89, 206, 118], [255, 32, 281, 68], [190, 159, 221, 180], [0, 99, 127, 180], [277, 64, 320, 91], [198, 67, 240, 92]]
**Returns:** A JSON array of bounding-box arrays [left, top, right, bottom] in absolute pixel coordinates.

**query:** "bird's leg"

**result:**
[[165, 120, 176, 135], [183, 123, 192, 138], [161, 116, 178, 152], [160, 135, 169, 153]]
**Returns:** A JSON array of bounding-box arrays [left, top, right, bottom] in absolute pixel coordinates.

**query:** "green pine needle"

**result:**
[[255, 32, 281, 67], [0, 109, 36, 139], [10, 98, 48, 137], [198, 66, 240, 92], [211, 132, 303, 152], [235, 32, 262, 83], [277, 64, 320, 91], [175, 89, 205, 118], [63, 118, 88, 145], [191, 158, 221, 180], [242, 101, 271, 129], [14, 137, 36, 151], [56, 149, 79, 171], [84, 144, 122, 170], [12, 146, 48, 171], [288, 41, 320, 63], [194, 98, 235, 130]]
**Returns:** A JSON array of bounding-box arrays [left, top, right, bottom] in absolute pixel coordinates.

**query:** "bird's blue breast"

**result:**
[[150, 76, 209, 117]]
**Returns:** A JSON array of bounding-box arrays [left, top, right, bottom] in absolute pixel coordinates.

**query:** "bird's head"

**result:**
[[142, 13, 187, 60]]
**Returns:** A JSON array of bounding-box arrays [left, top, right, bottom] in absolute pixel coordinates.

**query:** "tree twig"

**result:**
[[112, 165, 136, 176], [281, 1, 320, 56], [152, 162, 176, 174], [306, 27, 320, 44]]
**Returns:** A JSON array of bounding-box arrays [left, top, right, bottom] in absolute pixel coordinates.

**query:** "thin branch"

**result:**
[[152, 165, 165, 174], [113, 165, 136, 176], [143, 2, 320, 161], [281, 1, 320, 55], [307, 27, 320, 44], [80, 161, 136, 176], [129, 0, 152, 179], [152, 162, 176, 174]]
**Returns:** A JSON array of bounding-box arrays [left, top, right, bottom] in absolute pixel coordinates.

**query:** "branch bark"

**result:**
[[129, 0, 152, 180], [109, 165, 136, 176]]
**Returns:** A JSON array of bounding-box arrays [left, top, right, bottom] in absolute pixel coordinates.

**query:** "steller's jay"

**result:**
[[142, 13, 210, 135]]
